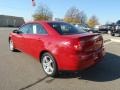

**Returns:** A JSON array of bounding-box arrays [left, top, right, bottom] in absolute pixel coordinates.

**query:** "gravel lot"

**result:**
[[0, 28, 120, 90]]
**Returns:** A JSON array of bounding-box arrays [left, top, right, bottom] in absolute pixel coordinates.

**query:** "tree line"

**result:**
[[33, 4, 99, 28]]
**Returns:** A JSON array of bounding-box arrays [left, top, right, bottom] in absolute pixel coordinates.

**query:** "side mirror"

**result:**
[[13, 30, 22, 34]]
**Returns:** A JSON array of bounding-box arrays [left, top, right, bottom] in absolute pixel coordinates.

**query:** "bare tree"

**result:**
[[33, 4, 53, 21], [88, 15, 99, 28], [64, 7, 87, 24], [80, 11, 87, 25]]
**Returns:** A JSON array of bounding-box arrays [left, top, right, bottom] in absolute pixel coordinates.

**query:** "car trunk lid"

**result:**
[[63, 33, 103, 53]]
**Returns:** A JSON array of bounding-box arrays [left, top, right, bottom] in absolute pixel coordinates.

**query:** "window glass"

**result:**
[[27, 24, 33, 34], [48, 22, 86, 35], [19, 25, 29, 34], [35, 24, 47, 34], [19, 24, 47, 34], [19, 24, 33, 34]]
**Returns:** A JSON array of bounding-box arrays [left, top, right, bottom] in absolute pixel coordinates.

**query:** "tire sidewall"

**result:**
[[41, 53, 58, 77], [9, 39, 15, 51]]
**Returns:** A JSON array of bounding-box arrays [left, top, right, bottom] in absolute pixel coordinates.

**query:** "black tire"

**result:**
[[111, 33, 115, 36], [119, 33, 120, 37], [41, 52, 58, 77]]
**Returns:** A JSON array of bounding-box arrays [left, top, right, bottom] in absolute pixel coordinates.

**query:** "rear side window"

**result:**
[[48, 22, 86, 35], [33, 24, 47, 34]]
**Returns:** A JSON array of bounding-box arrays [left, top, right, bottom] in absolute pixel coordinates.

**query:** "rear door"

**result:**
[[31, 23, 48, 58]]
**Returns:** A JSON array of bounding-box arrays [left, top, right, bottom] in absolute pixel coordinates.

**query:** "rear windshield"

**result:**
[[48, 22, 86, 35]]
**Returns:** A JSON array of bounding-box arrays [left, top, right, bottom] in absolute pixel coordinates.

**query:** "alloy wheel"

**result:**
[[9, 40, 14, 51], [42, 55, 54, 75]]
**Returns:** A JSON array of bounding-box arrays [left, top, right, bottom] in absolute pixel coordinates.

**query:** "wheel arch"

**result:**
[[8, 37, 11, 42], [39, 50, 59, 70], [39, 50, 56, 63]]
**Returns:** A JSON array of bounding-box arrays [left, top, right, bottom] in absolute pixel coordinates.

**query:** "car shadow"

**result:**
[[19, 76, 48, 90], [58, 52, 120, 82]]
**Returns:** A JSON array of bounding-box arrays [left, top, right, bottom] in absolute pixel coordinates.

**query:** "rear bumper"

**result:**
[[58, 47, 105, 71]]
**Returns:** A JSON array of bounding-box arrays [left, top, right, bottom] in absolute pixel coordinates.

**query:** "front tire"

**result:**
[[111, 33, 115, 36], [9, 39, 16, 52], [41, 53, 58, 77]]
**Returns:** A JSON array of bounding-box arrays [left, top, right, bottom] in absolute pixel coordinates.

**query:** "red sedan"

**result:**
[[9, 21, 105, 77]]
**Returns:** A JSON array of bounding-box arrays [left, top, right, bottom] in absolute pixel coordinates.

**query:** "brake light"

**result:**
[[74, 41, 85, 51]]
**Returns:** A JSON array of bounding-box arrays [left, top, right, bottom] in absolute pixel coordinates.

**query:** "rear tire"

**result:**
[[111, 33, 115, 36], [41, 52, 58, 77]]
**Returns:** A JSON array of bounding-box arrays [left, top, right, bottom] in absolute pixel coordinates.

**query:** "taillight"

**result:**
[[73, 41, 85, 51], [74, 42, 81, 50]]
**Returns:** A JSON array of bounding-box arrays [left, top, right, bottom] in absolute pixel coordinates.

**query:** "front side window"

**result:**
[[19, 24, 33, 34], [48, 22, 86, 35], [27, 24, 33, 34]]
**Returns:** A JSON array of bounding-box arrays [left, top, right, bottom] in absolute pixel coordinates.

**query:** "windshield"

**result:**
[[48, 22, 86, 35]]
